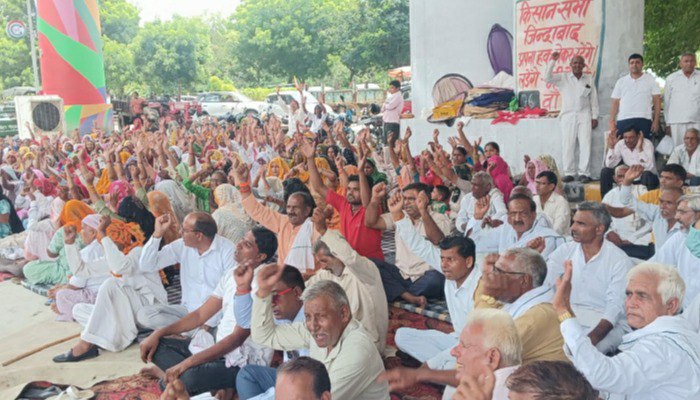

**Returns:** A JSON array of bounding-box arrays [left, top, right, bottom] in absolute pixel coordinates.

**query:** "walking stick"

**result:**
[[2, 333, 81, 367]]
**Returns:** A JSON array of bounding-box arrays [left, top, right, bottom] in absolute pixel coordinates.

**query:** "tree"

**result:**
[[231, 0, 352, 84], [0, 0, 34, 89], [98, 0, 140, 44], [103, 37, 136, 96], [132, 16, 212, 94], [644, 0, 700, 77]]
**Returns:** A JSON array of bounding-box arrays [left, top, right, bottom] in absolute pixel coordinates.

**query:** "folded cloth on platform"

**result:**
[[468, 89, 514, 108]]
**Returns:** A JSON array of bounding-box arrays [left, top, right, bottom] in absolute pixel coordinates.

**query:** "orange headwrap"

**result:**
[[267, 157, 290, 180], [95, 168, 111, 195], [119, 151, 131, 164], [60, 200, 95, 232], [106, 219, 145, 255]]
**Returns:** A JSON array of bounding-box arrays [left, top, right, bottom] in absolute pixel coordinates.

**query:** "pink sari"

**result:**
[[488, 155, 514, 202]]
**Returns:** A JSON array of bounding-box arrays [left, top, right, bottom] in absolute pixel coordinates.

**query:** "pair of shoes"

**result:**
[[579, 175, 592, 183], [562, 175, 575, 183], [53, 346, 99, 363]]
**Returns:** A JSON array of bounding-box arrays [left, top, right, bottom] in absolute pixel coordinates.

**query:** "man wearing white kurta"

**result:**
[[456, 172, 507, 235], [138, 212, 236, 329], [544, 52, 599, 182], [651, 194, 700, 306], [470, 193, 564, 259], [546, 203, 634, 354], [667, 128, 700, 184], [664, 53, 700, 146], [602, 165, 652, 249], [533, 171, 571, 236], [554, 262, 700, 400]]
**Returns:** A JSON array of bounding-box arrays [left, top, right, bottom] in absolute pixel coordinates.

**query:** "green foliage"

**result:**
[[209, 76, 236, 91], [132, 16, 212, 94], [240, 87, 275, 101], [103, 37, 135, 96], [0, 0, 33, 89], [644, 0, 700, 77], [98, 0, 139, 44]]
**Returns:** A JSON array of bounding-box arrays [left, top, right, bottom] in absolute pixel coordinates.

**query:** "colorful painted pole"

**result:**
[[36, 0, 112, 135]]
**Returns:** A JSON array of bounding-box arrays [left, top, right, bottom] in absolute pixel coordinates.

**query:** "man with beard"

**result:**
[[546, 202, 634, 353], [301, 140, 383, 260]]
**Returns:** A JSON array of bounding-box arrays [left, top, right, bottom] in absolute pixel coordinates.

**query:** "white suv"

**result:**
[[199, 91, 282, 118]]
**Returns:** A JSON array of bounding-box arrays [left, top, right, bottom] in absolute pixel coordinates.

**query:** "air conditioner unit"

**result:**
[[14, 95, 66, 140]]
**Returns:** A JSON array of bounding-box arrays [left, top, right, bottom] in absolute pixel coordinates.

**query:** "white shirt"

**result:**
[[544, 60, 599, 119], [611, 73, 661, 121], [664, 69, 700, 124], [534, 192, 571, 236], [667, 144, 700, 176], [381, 91, 404, 124], [456, 188, 507, 235], [547, 241, 633, 327], [308, 112, 327, 133], [605, 139, 657, 173], [395, 218, 482, 333], [65, 240, 109, 292], [618, 185, 681, 249], [652, 231, 700, 305], [140, 235, 236, 326], [277, 98, 308, 135], [441, 365, 518, 400], [561, 316, 700, 399], [470, 220, 565, 260], [603, 185, 651, 245]]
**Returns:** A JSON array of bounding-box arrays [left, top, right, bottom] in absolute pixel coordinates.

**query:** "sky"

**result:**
[[127, 0, 241, 24]]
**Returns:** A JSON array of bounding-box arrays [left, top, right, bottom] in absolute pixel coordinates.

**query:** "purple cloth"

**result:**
[[55, 287, 97, 322]]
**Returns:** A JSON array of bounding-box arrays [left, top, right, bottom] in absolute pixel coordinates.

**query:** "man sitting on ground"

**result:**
[[637, 163, 687, 205], [470, 193, 564, 258], [503, 361, 599, 400], [667, 128, 700, 186], [252, 269, 390, 399], [235, 266, 307, 400], [546, 203, 633, 353], [533, 171, 571, 236], [309, 207, 388, 352], [275, 357, 332, 400], [455, 172, 507, 235], [138, 227, 278, 399], [605, 164, 683, 257], [365, 182, 451, 306], [554, 262, 700, 399], [600, 128, 658, 198], [475, 248, 568, 364], [382, 308, 521, 400], [138, 212, 236, 330]]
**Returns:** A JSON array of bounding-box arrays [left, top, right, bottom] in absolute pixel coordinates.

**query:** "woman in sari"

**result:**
[[212, 184, 254, 244], [23, 200, 93, 285], [519, 157, 549, 194], [486, 155, 514, 202]]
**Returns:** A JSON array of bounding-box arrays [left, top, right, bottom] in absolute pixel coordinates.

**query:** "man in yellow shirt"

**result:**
[[637, 163, 686, 205]]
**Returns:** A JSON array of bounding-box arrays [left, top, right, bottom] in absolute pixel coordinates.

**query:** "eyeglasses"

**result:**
[[492, 265, 528, 276], [272, 287, 294, 302]]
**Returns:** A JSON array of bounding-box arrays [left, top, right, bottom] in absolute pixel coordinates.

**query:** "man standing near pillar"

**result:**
[[381, 80, 404, 145], [664, 53, 700, 146], [545, 52, 599, 183]]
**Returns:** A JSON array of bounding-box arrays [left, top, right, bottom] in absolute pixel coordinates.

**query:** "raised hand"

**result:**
[[474, 195, 491, 220], [233, 260, 255, 292], [552, 260, 574, 315], [371, 182, 387, 201], [606, 130, 619, 149], [299, 138, 316, 159], [623, 164, 645, 185], [154, 214, 172, 239], [432, 129, 440, 143], [311, 207, 328, 235], [98, 215, 111, 236], [526, 237, 546, 254], [232, 157, 251, 185], [388, 190, 404, 218], [256, 263, 285, 299], [416, 191, 430, 214]]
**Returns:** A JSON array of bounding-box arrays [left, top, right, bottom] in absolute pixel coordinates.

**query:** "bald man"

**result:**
[[545, 52, 599, 183]]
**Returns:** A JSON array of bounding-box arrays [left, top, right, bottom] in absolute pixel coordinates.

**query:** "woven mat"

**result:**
[[391, 299, 452, 323]]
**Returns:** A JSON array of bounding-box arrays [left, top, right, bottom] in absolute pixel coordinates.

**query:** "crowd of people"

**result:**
[[0, 51, 699, 400]]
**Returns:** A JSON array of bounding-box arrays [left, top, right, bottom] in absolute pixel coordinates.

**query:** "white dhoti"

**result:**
[[669, 122, 700, 146], [394, 328, 457, 370], [560, 112, 592, 176], [74, 278, 154, 352], [135, 304, 189, 330]]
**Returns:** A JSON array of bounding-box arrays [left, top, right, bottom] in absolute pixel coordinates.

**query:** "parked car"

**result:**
[[266, 90, 335, 118], [199, 91, 280, 118]]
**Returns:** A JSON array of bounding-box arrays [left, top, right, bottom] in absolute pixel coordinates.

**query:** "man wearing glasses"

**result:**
[[138, 212, 237, 331], [546, 202, 634, 354], [475, 248, 568, 364]]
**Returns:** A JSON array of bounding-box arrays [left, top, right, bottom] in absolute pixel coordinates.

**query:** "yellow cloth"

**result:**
[[95, 168, 111, 195], [474, 289, 569, 364], [119, 151, 131, 164], [267, 157, 290, 180], [638, 189, 661, 205], [59, 200, 95, 232]]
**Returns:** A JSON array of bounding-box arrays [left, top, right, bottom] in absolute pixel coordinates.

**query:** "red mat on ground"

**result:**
[[19, 307, 454, 400]]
